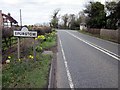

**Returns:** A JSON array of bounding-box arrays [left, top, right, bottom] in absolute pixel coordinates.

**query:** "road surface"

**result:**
[[56, 30, 119, 88]]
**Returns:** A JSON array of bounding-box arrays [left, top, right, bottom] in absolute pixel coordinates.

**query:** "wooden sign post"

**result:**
[[17, 37, 20, 60], [0, 10, 3, 64], [33, 38, 36, 61], [14, 26, 37, 61]]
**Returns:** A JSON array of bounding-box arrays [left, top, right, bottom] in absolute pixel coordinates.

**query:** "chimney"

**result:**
[[8, 13, 11, 16]]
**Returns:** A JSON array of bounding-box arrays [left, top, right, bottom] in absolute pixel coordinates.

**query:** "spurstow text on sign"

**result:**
[[14, 27, 37, 37]]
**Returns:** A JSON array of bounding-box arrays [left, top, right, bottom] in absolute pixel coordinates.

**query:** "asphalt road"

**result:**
[[56, 30, 119, 88]]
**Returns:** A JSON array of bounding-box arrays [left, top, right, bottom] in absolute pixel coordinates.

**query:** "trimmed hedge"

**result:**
[[87, 28, 100, 35], [32, 26, 52, 35]]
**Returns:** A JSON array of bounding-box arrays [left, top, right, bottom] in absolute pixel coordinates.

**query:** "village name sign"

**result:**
[[13, 26, 37, 61], [14, 27, 37, 37]]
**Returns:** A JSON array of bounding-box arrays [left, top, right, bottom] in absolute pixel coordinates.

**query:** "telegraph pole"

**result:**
[[17, 9, 22, 60], [20, 9, 22, 27]]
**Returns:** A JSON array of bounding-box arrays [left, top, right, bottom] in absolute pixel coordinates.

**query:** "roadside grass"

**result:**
[[42, 35, 57, 50], [0, 64, 1, 89], [23, 55, 51, 88], [2, 54, 52, 88], [79, 30, 118, 43], [2, 30, 57, 88]]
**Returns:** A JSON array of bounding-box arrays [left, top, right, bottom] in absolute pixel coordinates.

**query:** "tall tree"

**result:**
[[78, 11, 86, 26], [115, 1, 120, 27], [84, 2, 106, 28], [105, 1, 117, 29], [51, 9, 60, 28], [68, 14, 76, 29]]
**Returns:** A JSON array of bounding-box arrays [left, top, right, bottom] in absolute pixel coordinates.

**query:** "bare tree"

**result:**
[[62, 14, 69, 29], [51, 8, 60, 28], [68, 14, 75, 29]]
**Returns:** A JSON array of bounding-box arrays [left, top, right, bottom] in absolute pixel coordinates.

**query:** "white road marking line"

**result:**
[[65, 31, 120, 61], [59, 35, 74, 89]]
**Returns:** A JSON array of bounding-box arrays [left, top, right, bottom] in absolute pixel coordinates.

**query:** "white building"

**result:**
[[80, 23, 87, 31]]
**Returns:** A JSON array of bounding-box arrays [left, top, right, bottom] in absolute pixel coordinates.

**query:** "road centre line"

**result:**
[[59, 35, 74, 89], [65, 31, 120, 61]]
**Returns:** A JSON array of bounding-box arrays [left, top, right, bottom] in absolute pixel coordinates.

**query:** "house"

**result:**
[[0, 10, 3, 30], [0, 10, 18, 29], [80, 23, 87, 31]]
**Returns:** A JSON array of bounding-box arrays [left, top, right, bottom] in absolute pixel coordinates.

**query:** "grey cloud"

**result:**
[[0, 0, 91, 25]]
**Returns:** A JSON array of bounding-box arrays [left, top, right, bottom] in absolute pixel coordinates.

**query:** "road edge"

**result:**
[[48, 36, 58, 89]]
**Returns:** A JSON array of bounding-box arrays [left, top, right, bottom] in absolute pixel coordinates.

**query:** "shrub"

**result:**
[[35, 46, 43, 52]]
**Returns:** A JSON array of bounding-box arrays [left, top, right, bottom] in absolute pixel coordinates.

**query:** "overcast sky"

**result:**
[[0, 0, 111, 25]]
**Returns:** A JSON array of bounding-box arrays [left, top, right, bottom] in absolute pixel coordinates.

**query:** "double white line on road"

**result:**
[[59, 36, 74, 89], [65, 31, 120, 61]]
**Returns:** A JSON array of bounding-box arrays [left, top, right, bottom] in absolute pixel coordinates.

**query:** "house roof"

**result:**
[[2, 13, 18, 24]]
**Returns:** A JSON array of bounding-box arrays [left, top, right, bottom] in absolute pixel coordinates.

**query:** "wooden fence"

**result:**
[[85, 28, 119, 43], [100, 29, 119, 43]]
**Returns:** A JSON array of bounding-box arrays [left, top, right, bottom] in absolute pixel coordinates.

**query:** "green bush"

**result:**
[[35, 46, 43, 52]]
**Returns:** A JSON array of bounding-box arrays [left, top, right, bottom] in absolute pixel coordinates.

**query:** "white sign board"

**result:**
[[14, 27, 37, 37]]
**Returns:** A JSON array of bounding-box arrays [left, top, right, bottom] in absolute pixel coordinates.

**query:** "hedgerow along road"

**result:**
[[56, 30, 119, 88]]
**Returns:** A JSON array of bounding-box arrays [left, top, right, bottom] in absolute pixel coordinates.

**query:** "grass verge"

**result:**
[[42, 35, 57, 50], [2, 31, 57, 88], [2, 54, 52, 88]]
